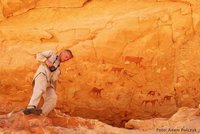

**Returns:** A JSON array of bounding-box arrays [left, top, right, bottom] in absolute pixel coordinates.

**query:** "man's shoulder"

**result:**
[[43, 50, 54, 53], [41, 50, 58, 55]]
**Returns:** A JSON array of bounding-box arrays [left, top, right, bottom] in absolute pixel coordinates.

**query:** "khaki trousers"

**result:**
[[28, 73, 57, 116]]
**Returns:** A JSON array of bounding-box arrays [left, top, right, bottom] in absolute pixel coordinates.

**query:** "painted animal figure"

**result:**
[[111, 67, 124, 73], [90, 87, 103, 96], [142, 99, 159, 106], [163, 95, 172, 101], [125, 56, 143, 66]]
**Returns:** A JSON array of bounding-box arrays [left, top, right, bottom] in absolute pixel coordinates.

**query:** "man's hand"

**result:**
[[45, 59, 53, 67]]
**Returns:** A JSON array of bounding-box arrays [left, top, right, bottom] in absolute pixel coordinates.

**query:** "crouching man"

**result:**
[[24, 49, 73, 116]]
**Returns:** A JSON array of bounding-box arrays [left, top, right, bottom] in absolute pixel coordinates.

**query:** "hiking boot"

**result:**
[[23, 105, 42, 115]]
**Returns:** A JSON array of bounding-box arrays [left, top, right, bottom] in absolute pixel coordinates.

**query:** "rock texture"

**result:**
[[0, 0, 200, 128], [125, 106, 200, 133], [0, 110, 146, 134], [0, 107, 200, 134]]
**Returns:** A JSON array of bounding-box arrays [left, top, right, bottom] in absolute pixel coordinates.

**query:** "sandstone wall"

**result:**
[[0, 0, 200, 127]]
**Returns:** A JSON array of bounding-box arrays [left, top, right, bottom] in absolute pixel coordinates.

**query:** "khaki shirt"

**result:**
[[33, 50, 61, 88]]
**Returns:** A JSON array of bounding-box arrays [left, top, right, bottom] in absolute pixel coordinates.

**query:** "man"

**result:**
[[23, 49, 73, 116]]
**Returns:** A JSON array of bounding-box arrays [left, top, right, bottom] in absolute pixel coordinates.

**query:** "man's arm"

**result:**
[[36, 50, 55, 68], [36, 50, 54, 63]]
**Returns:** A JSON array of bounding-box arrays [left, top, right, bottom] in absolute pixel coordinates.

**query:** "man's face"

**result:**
[[60, 51, 72, 62]]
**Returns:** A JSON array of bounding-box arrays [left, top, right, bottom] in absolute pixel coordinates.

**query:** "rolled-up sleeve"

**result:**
[[36, 50, 54, 63]]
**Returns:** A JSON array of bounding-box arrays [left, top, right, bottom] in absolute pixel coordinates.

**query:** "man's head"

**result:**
[[59, 49, 73, 62]]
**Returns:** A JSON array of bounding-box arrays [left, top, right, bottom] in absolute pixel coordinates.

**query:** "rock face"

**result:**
[[0, 110, 146, 134], [125, 107, 200, 132], [0, 107, 200, 134], [0, 0, 200, 127]]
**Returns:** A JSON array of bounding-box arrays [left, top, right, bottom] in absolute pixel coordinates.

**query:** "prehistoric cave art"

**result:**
[[90, 87, 104, 97], [142, 99, 160, 107], [162, 95, 173, 102], [124, 56, 146, 69], [124, 56, 143, 66], [110, 66, 124, 73], [140, 90, 176, 107], [0, 0, 200, 133]]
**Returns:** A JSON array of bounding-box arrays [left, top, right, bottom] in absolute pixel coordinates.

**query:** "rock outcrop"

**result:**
[[0, 0, 200, 128], [125, 106, 200, 133], [0, 107, 200, 134]]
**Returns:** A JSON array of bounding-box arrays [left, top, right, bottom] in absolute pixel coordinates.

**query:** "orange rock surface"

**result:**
[[0, 107, 200, 133], [0, 0, 200, 130]]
